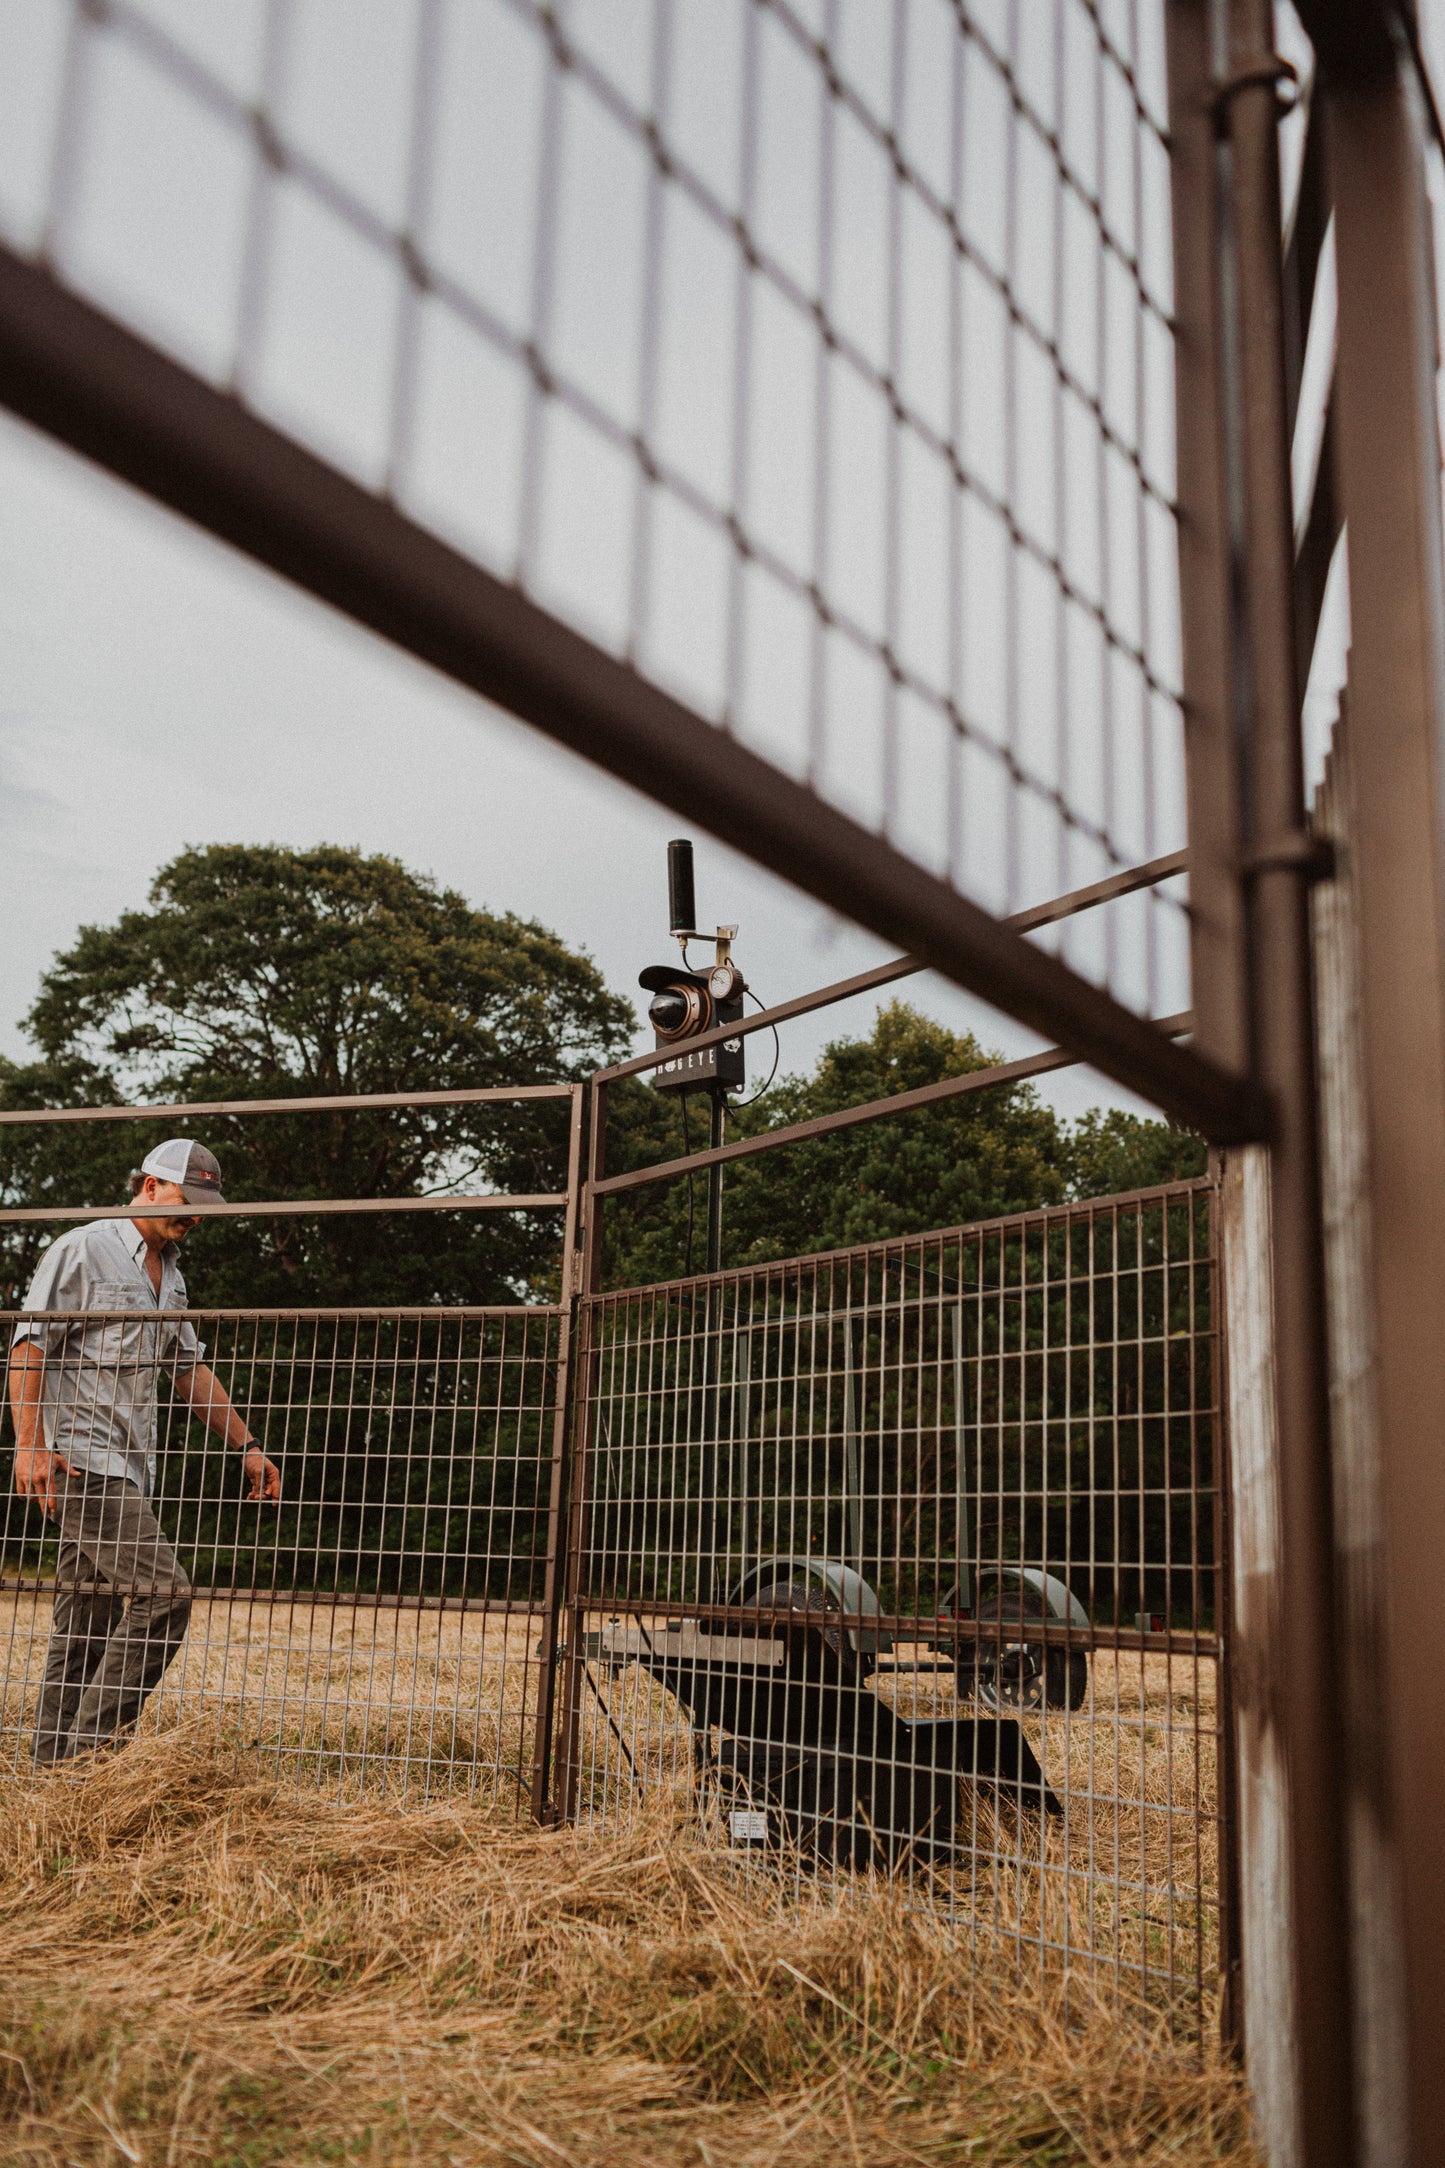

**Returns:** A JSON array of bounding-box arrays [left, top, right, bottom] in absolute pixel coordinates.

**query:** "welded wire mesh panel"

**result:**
[[0, 1306, 559, 1802], [0, 0, 1188, 1018], [567, 1176, 1221, 2010]]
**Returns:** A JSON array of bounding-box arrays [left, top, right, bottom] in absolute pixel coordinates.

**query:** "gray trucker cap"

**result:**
[[139, 1138, 227, 1206]]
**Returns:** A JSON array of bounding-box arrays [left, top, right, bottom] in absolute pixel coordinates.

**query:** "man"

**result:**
[[7, 1138, 281, 1766]]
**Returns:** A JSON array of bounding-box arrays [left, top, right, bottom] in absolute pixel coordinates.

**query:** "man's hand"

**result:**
[[14, 1442, 75, 1517], [243, 1446, 281, 1502]]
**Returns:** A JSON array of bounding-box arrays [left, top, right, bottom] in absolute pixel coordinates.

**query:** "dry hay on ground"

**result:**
[[0, 1726, 1256, 2167], [3, 1595, 1224, 2043], [577, 1644, 1221, 2009], [0, 1591, 547, 1804]]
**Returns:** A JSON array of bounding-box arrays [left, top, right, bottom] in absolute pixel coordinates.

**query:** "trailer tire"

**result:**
[[750, 1576, 869, 1683], [971, 1591, 1088, 1712]]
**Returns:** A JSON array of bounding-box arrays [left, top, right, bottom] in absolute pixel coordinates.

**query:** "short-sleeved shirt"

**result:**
[[13, 1220, 204, 1494]]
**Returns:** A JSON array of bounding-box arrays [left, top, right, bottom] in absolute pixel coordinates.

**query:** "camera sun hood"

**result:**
[[640, 962, 745, 1093]]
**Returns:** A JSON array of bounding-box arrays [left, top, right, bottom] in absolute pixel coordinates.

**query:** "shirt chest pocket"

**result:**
[[88, 1280, 157, 1367]]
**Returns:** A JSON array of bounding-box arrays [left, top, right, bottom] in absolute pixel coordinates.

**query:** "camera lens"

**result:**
[[649, 989, 691, 1035]]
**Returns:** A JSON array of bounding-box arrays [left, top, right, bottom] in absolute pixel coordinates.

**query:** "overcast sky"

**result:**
[[0, 0, 1409, 1127], [0, 400, 1162, 1119]]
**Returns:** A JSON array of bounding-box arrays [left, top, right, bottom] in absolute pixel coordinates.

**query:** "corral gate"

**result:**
[[1, 1155, 1227, 2019]]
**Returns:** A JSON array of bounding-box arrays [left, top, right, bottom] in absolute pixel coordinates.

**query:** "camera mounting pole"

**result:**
[[705, 1085, 725, 1275]]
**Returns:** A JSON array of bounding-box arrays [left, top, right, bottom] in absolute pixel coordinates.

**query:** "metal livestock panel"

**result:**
[[559, 1177, 1224, 2013], [0, 0, 1259, 1136], [0, 1304, 563, 1807]]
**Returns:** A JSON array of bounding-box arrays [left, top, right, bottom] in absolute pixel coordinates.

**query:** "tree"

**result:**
[[601, 1003, 1209, 1288], [3, 845, 633, 1306], [602, 1002, 1071, 1285], [1066, 1108, 1207, 1198], [0, 1056, 139, 1310]]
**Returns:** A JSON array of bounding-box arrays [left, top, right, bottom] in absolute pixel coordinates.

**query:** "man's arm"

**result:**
[[8, 1343, 73, 1514], [172, 1362, 281, 1501]]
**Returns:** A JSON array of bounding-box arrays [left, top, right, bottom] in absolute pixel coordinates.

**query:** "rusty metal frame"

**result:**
[[0, 1083, 573, 1125], [1205, 1164, 1245, 2053], [563, 1175, 1228, 2007], [529, 1085, 586, 1817], [2, 1081, 590, 1810], [1166, 0, 1253, 1082], [0, 242, 1264, 1142], [0, 1195, 568, 1223], [0, 1082, 582, 1225], [1312, 16, 1445, 2162], [542, 1077, 612, 1824], [1168, 0, 1356, 2138], [0, 1295, 569, 1801], [1224, 14, 1355, 2165]]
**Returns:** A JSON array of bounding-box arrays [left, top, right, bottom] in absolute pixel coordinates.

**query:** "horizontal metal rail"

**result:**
[[0, 1083, 576, 1125], [594, 849, 1192, 1085], [0, 245, 1265, 1142], [0, 1582, 1209, 1649], [594, 1013, 1192, 1197], [1, 1305, 559, 1323], [589, 1170, 1215, 1305], [0, 1582, 549, 1615], [0, 1193, 566, 1226], [0, 1596, 1214, 1652], [590, 1602, 1217, 1659]]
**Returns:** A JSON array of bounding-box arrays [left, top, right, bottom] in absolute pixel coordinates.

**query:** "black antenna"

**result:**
[[667, 839, 696, 934]]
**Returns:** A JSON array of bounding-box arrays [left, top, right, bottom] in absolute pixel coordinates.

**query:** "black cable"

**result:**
[[732, 989, 781, 1108], [680, 1090, 695, 1275]]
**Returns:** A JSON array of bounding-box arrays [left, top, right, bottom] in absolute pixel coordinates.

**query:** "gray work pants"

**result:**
[[34, 1471, 192, 1765]]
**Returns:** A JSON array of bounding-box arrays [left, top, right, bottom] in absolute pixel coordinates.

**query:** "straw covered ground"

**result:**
[[0, 1592, 1252, 2164], [0, 1727, 1259, 2168]]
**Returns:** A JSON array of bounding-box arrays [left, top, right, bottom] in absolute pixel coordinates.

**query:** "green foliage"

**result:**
[[1067, 1108, 1208, 1199], [3, 845, 633, 1306], [143, 1317, 556, 1602], [603, 1002, 1072, 1286], [590, 1194, 1218, 1629], [0, 1056, 137, 1309], [602, 1006, 1208, 1290]]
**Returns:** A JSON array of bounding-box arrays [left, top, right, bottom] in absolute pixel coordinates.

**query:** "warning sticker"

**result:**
[[729, 1809, 769, 1844]]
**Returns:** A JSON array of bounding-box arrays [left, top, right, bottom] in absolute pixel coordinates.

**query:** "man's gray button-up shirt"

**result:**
[[14, 1219, 204, 1494]]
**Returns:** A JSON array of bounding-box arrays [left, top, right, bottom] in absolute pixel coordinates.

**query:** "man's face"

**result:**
[[132, 1177, 201, 1244]]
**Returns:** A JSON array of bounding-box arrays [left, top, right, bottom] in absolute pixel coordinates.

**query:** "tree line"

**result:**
[[0, 846, 1213, 1618], [0, 843, 1205, 1310]]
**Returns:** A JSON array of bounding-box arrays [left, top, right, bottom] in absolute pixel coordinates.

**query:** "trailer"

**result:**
[[590, 1555, 1066, 1868]]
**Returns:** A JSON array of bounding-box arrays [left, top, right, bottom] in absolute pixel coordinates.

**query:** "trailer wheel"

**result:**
[[972, 1592, 1088, 1712], [751, 1576, 869, 1683]]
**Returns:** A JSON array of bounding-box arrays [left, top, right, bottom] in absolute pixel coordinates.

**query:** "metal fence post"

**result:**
[[1313, 26, 1445, 2160], [528, 1083, 586, 1821], [553, 1077, 610, 1823], [1169, 1, 1356, 2150], [1165, 0, 1253, 1079], [1222, 6, 1356, 2164], [1207, 1159, 1246, 2056], [1167, 0, 1278, 2096]]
